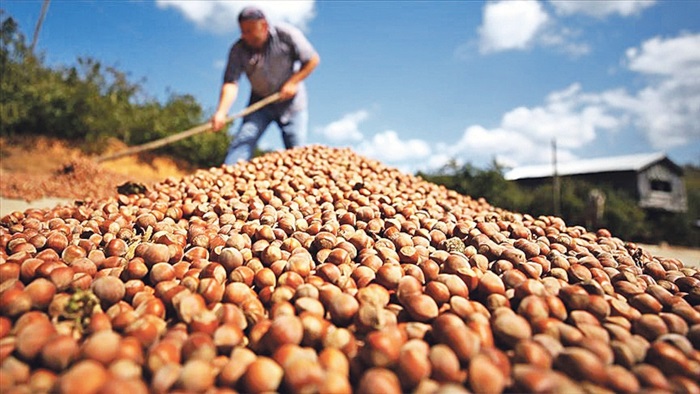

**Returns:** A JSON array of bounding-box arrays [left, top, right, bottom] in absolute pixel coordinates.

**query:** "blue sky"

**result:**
[[4, 0, 700, 173]]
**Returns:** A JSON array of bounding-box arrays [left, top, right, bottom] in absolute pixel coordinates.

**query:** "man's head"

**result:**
[[238, 6, 269, 50]]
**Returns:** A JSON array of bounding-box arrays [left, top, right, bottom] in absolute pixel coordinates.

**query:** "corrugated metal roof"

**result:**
[[504, 152, 667, 180]]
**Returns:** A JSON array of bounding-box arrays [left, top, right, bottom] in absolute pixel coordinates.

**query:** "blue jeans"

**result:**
[[224, 107, 308, 165]]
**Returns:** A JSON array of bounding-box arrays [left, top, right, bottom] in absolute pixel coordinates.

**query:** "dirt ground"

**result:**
[[0, 135, 192, 185], [0, 135, 194, 201], [636, 243, 699, 268], [1, 135, 698, 267]]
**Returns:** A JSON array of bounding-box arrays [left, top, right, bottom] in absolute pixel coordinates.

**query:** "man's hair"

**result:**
[[238, 6, 266, 23]]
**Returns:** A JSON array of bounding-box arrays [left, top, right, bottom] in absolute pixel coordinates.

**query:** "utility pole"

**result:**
[[30, 0, 51, 53], [552, 138, 561, 216]]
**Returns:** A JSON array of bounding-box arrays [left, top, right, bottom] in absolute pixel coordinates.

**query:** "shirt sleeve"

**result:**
[[223, 43, 245, 84], [279, 24, 318, 64]]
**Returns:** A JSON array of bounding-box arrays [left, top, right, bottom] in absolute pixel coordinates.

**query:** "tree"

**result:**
[[1, 13, 229, 168]]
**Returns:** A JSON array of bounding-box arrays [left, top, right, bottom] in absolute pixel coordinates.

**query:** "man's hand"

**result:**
[[279, 81, 298, 101], [278, 55, 319, 102], [212, 82, 238, 132], [211, 111, 228, 132]]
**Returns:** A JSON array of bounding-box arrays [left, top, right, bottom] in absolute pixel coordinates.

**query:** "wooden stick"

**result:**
[[95, 92, 281, 163]]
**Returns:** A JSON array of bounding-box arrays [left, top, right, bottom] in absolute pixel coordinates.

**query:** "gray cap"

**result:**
[[238, 6, 266, 23]]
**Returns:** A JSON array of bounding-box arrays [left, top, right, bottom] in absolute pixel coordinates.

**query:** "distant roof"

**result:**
[[504, 152, 669, 181]]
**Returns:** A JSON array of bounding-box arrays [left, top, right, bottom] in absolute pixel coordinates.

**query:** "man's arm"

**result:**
[[279, 53, 320, 101], [211, 82, 239, 131]]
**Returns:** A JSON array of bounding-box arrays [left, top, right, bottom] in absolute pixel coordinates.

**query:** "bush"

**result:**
[[0, 14, 228, 168], [417, 159, 533, 212]]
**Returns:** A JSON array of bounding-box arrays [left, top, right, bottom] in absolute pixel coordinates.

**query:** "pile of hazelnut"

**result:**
[[1, 145, 698, 393]]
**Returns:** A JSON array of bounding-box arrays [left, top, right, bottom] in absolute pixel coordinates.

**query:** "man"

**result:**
[[211, 6, 320, 165]]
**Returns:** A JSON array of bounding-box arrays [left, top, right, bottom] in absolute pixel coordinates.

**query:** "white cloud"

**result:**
[[315, 111, 432, 171], [355, 131, 431, 164], [549, 0, 656, 18], [475, 0, 656, 57], [625, 33, 700, 77], [538, 26, 591, 57], [617, 33, 700, 149], [427, 82, 628, 168], [442, 121, 578, 168], [337, 71, 689, 171], [156, 0, 316, 33], [501, 83, 626, 149], [458, 125, 539, 157], [315, 110, 367, 143], [424, 153, 454, 173], [478, 0, 550, 54]]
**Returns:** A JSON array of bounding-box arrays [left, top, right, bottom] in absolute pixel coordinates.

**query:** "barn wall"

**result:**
[[638, 163, 687, 212], [510, 164, 688, 212], [513, 171, 639, 197], [570, 171, 638, 197]]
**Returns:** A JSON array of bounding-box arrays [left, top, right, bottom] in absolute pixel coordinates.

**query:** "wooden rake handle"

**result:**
[[95, 92, 281, 163]]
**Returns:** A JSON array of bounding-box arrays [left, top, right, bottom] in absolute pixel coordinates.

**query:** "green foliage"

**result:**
[[0, 14, 228, 167], [421, 160, 700, 247], [417, 159, 532, 211], [1, 15, 39, 134], [597, 187, 648, 240], [123, 93, 230, 167]]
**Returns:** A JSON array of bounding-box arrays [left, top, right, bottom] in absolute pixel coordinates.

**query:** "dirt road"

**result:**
[[0, 197, 75, 217], [637, 243, 700, 268]]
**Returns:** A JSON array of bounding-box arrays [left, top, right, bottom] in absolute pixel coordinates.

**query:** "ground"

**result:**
[[0, 135, 194, 201], [0, 135, 698, 266]]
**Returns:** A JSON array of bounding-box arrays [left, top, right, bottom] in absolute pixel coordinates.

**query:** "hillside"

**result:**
[[0, 135, 193, 201]]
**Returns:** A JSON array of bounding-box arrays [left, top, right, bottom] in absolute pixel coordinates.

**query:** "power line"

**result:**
[[30, 0, 51, 53]]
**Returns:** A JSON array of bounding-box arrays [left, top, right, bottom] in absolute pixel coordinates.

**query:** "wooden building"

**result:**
[[504, 152, 688, 213]]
